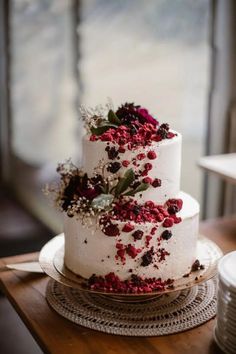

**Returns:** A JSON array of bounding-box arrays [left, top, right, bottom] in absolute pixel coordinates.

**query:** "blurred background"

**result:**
[[0, 0, 236, 353]]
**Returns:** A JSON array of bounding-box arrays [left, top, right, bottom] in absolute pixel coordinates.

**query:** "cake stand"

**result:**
[[39, 234, 222, 302]]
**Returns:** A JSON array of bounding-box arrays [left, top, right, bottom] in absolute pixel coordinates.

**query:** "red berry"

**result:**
[[126, 244, 141, 259], [122, 160, 130, 167], [151, 227, 157, 235], [147, 150, 157, 159], [163, 218, 174, 228], [122, 222, 135, 232], [145, 201, 155, 208], [166, 198, 183, 210], [144, 163, 153, 171], [152, 178, 162, 188], [156, 213, 164, 222], [103, 223, 120, 236], [118, 146, 126, 153], [117, 249, 126, 260]]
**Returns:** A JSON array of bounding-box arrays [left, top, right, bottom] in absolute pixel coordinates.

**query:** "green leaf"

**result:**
[[108, 110, 121, 125], [90, 123, 117, 136], [123, 182, 149, 196], [91, 194, 114, 210], [115, 169, 135, 197]]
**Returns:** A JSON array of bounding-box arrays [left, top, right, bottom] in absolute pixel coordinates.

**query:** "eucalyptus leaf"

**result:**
[[108, 110, 121, 125], [91, 194, 114, 210], [123, 182, 149, 196], [91, 124, 117, 135], [115, 169, 135, 197]]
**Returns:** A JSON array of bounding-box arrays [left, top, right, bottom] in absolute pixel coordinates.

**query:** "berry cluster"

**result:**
[[87, 272, 174, 294]]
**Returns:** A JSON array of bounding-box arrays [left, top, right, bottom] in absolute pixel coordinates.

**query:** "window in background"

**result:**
[[79, 0, 210, 210], [9, 0, 80, 231]]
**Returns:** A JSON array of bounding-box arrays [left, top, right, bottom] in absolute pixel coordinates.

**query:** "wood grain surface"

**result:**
[[1, 216, 236, 354]]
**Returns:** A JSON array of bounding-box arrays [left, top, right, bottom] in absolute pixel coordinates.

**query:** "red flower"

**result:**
[[137, 108, 158, 126], [76, 186, 99, 200]]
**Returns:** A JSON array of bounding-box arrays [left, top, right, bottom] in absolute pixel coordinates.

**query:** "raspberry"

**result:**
[[137, 153, 146, 160], [145, 235, 152, 247], [118, 146, 126, 153], [122, 160, 130, 167], [147, 150, 157, 160], [145, 201, 155, 208], [152, 178, 162, 188], [122, 222, 135, 232], [144, 163, 153, 171], [166, 198, 183, 211], [143, 176, 153, 184], [156, 213, 164, 222], [151, 227, 157, 235], [163, 218, 174, 228], [126, 244, 141, 258]]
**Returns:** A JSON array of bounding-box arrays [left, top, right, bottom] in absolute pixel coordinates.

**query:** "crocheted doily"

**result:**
[[46, 277, 217, 336]]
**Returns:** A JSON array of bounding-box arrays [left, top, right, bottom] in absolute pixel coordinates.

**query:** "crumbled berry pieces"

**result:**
[[87, 272, 173, 294], [122, 222, 135, 232], [166, 198, 183, 211], [151, 227, 157, 235], [137, 153, 146, 160], [145, 235, 152, 247], [141, 247, 154, 266], [143, 177, 153, 184], [126, 244, 141, 258], [191, 259, 205, 271]]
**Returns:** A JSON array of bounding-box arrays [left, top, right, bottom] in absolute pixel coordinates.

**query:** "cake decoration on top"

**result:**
[[80, 101, 176, 148]]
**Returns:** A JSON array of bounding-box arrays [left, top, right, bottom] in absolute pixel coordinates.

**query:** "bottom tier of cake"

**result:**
[[64, 191, 199, 284]]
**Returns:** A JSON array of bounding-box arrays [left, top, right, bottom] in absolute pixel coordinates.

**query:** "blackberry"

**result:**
[[167, 205, 179, 215], [132, 230, 144, 240], [141, 248, 154, 266], [161, 230, 172, 240], [107, 162, 121, 173]]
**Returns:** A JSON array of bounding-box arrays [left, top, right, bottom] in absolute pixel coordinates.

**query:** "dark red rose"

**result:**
[[137, 108, 158, 126]]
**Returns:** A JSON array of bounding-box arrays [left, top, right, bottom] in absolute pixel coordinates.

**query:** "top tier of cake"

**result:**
[[82, 131, 181, 204]]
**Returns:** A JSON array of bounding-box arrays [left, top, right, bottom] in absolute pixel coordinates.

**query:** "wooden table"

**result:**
[[0, 216, 236, 354]]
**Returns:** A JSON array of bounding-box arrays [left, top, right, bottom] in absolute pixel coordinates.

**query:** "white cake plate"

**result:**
[[39, 234, 222, 301]]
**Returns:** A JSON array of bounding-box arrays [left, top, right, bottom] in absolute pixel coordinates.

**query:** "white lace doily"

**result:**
[[46, 277, 217, 336]]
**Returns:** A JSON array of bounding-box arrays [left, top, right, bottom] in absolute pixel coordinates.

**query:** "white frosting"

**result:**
[[82, 132, 182, 204], [64, 192, 199, 281]]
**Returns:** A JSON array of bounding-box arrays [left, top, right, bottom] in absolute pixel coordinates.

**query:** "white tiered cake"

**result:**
[[56, 103, 199, 293]]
